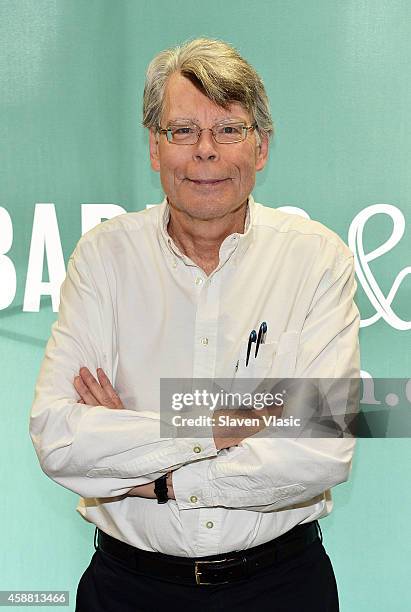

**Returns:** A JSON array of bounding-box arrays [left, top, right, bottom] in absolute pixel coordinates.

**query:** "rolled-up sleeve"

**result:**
[[173, 255, 360, 512], [29, 240, 217, 499]]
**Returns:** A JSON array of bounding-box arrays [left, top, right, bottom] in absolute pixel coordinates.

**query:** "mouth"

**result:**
[[187, 178, 229, 185]]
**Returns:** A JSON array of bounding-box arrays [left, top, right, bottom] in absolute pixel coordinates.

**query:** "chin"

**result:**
[[176, 200, 236, 221]]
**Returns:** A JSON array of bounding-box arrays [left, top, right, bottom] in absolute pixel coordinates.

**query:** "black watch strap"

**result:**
[[154, 473, 169, 504]]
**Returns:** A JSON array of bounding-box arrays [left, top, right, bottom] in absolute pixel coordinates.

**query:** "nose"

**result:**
[[192, 129, 220, 161]]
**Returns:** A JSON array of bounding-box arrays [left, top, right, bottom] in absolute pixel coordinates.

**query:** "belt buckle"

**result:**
[[194, 557, 236, 585]]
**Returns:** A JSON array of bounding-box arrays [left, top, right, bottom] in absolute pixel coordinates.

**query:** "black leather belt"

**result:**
[[96, 521, 321, 586]]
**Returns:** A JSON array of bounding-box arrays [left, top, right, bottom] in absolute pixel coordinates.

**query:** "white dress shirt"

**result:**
[[30, 195, 360, 557]]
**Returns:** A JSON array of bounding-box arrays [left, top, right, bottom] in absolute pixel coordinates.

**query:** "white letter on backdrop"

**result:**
[[349, 204, 411, 330], [0, 207, 16, 309], [23, 204, 66, 312]]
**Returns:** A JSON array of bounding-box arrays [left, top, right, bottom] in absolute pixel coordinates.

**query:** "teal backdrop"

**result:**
[[1, 1, 410, 610]]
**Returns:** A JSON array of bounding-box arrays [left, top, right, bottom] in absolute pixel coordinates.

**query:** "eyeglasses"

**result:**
[[157, 121, 257, 145]]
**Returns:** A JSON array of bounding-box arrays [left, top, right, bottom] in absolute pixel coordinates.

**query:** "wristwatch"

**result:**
[[154, 473, 169, 504]]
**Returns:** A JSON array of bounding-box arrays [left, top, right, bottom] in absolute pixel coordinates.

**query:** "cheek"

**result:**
[[159, 163, 179, 186], [236, 158, 257, 184], [228, 148, 257, 179], [159, 152, 187, 184]]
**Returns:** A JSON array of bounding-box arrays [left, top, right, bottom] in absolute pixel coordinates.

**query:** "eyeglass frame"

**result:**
[[157, 121, 258, 145]]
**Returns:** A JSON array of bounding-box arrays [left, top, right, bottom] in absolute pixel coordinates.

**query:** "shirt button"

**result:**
[[190, 495, 198, 503], [201, 337, 209, 346], [193, 445, 202, 454], [172, 261, 177, 268], [195, 277, 203, 285], [206, 521, 214, 529]]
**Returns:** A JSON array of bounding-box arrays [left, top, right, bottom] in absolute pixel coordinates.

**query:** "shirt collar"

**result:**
[[158, 195, 255, 267]]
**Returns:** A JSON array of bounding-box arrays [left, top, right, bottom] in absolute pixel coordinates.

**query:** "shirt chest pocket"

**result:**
[[235, 340, 278, 379], [233, 331, 300, 381]]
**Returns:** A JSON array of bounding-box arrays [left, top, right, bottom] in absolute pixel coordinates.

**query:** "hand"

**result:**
[[213, 405, 284, 450], [73, 367, 124, 410], [127, 472, 175, 500]]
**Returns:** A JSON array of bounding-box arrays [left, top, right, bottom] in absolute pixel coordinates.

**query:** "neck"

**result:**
[[167, 200, 248, 275]]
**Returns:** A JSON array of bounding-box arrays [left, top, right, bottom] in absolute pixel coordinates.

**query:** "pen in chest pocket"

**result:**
[[234, 321, 268, 372]]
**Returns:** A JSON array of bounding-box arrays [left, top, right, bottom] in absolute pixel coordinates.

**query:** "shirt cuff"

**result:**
[[172, 456, 214, 510], [172, 435, 218, 465]]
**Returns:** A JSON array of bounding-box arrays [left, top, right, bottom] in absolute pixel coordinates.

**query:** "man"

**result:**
[[30, 38, 359, 611]]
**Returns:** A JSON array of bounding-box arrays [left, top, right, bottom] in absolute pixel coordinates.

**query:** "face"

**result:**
[[149, 73, 269, 222]]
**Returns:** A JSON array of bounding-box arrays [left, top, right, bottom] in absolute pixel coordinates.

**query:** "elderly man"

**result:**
[[30, 38, 359, 611]]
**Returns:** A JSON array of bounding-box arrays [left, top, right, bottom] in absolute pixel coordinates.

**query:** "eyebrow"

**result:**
[[167, 116, 247, 124]]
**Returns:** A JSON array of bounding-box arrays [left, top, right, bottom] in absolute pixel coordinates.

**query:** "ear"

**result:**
[[255, 132, 269, 172], [149, 129, 160, 172]]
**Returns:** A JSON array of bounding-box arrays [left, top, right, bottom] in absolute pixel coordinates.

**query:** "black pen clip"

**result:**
[[255, 321, 268, 357], [246, 330, 257, 367]]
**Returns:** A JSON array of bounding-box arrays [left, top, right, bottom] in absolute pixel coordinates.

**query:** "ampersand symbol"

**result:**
[[348, 204, 411, 330]]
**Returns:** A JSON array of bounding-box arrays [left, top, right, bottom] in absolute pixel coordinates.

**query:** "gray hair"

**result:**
[[143, 38, 274, 141]]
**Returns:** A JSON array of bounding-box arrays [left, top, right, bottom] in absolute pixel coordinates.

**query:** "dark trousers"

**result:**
[[76, 535, 339, 612]]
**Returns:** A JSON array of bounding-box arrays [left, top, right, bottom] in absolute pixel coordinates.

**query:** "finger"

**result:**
[[79, 367, 113, 406], [96, 368, 124, 409], [73, 375, 99, 406]]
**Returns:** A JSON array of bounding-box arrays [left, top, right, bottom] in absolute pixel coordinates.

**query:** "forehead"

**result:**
[[162, 72, 251, 124]]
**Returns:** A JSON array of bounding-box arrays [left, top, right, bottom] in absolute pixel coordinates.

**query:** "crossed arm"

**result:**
[[74, 367, 164, 499], [73, 366, 272, 500]]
